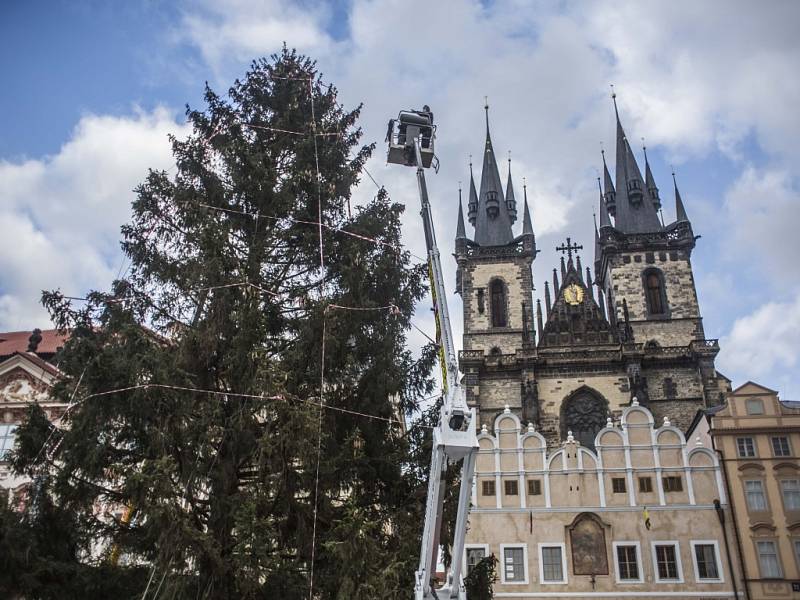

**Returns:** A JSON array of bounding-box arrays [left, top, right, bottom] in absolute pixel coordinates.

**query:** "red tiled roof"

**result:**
[[0, 329, 68, 357]]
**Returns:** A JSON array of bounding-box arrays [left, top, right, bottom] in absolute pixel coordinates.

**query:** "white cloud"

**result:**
[[719, 295, 800, 398], [723, 166, 800, 279], [177, 0, 334, 78], [0, 107, 190, 330]]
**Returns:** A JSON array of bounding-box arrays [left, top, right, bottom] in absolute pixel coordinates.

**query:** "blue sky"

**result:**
[[2, 0, 799, 398]]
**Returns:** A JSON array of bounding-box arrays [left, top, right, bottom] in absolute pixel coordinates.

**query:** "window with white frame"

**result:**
[[756, 540, 782, 578], [501, 545, 527, 584], [691, 541, 722, 581], [652, 542, 682, 582], [0, 424, 17, 460], [772, 436, 791, 457], [745, 480, 768, 511], [613, 543, 642, 583], [737, 437, 756, 457], [538, 544, 567, 584], [466, 545, 488, 576], [782, 479, 800, 511]]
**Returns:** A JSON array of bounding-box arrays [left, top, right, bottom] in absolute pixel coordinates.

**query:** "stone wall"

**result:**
[[603, 249, 701, 347]]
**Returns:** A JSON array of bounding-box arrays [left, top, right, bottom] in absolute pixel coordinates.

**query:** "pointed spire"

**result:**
[[576, 255, 583, 281], [467, 159, 478, 226], [602, 148, 616, 217], [544, 281, 552, 316], [610, 88, 663, 234], [536, 299, 544, 340], [506, 152, 517, 224], [522, 179, 534, 236], [456, 185, 467, 240], [673, 171, 689, 223], [643, 144, 661, 211], [586, 267, 594, 300], [474, 102, 514, 246], [552, 268, 559, 294], [560, 256, 567, 280]]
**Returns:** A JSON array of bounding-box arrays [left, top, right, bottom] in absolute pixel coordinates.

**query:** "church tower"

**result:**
[[455, 105, 537, 428], [455, 98, 729, 447], [594, 93, 723, 411]]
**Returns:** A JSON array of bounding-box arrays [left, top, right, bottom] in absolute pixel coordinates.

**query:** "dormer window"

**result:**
[[486, 190, 499, 218], [490, 279, 507, 327]]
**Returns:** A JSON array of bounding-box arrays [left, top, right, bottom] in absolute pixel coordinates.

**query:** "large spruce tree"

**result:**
[[6, 49, 441, 599]]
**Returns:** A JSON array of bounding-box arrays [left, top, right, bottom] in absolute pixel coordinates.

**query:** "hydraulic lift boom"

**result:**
[[386, 108, 479, 600]]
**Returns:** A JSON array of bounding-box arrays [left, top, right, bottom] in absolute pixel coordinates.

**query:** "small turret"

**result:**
[[467, 161, 478, 226], [643, 145, 661, 211], [506, 153, 518, 224], [602, 149, 616, 217]]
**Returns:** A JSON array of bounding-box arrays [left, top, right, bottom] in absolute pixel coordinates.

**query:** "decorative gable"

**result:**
[[539, 262, 617, 348]]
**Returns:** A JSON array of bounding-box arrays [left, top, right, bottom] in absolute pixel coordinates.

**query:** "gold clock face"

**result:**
[[564, 283, 585, 306]]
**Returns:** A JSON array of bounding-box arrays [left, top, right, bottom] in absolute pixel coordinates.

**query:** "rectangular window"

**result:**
[[772, 436, 792, 457], [612, 477, 627, 493], [616, 545, 640, 581], [663, 476, 683, 492], [757, 541, 782, 578], [745, 398, 764, 415], [639, 477, 653, 493], [737, 437, 756, 457], [528, 479, 542, 496], [654, 544, 680, 581], [540, 545, 565, 583], [503, 546, 526, 583], [466, 547, 487, 576], [782, 480, 800, 511], [482, 480, 495, 496], [0, 424, 17, 460], [745, 480, 767, 511], [505, 480, 518, 496], [693, 543, 720, 580]]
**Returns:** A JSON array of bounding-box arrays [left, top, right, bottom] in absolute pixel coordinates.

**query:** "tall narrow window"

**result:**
[[616, 545, 640, 581], [654, 543, 681, 581], [490, 279, 507, 327], [782, 480, 800, 510], [745, 480, 767, 511], [0, 424, 17, 460], [644, 269, 666, 315], [466, 547, 487, 576], [757, 541, 782, 578], [503, 546, 526, 583]]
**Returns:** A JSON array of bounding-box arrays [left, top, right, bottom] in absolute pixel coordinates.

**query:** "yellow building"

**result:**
[[464, 400, 742, 599], [709, 382, 800, 599]]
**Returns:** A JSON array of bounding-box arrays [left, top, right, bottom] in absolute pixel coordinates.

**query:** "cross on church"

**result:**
[[556, 237, 583, 261]]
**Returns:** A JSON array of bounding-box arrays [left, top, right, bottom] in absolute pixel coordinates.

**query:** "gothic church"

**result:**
[[455, 100, 729, 447]]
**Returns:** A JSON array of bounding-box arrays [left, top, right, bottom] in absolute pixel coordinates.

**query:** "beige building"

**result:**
[[0, 329, 68, 506], [706, 382, 800, 600], [465, 400, 741, 599]]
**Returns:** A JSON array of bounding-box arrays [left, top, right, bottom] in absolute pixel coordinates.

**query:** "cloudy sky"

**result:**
[[2, 0, 799, 397]]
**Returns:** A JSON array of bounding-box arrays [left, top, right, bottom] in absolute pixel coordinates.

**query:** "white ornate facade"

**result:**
[[465, 401, 743, 598]]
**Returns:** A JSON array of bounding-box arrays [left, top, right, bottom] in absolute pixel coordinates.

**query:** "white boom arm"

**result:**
[[408, 137, 479, 600]]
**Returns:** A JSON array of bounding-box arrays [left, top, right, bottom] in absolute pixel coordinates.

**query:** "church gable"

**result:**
[[538, 258, 617, 349]]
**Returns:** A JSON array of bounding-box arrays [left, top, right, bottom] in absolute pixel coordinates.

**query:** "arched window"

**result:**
[[490, 279, 507, 327], [561, 388, 608, 451], [643, 269, 667, 316]]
